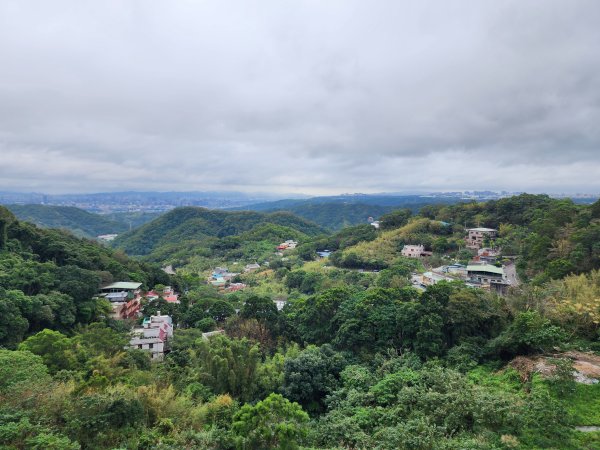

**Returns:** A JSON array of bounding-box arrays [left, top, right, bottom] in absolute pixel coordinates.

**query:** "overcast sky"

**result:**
[[0, 1, 599, 195]]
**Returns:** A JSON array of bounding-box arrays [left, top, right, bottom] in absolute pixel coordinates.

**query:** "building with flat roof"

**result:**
[[100, 282, 142, 293], [466, 264, 506, 285]]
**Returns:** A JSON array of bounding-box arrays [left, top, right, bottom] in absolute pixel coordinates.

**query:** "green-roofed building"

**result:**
[[466, 264, 506, 284], [100, 282, 143, 293]]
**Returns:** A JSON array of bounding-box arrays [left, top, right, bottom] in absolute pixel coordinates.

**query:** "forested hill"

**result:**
[[232, 195, 464, 230], [0, 206, 170, 348], [112, 206, 325, 257], [255, 202, 394, 231], [5, 204, 129, 238]]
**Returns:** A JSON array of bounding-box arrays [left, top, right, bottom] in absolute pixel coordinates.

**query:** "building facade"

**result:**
[[129, 313, 173, 360], [401, 244, 432, 258], [465, 228, 498, 249]]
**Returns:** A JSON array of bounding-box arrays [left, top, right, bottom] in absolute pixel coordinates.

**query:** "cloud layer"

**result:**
[[1, 0, 599, 194]]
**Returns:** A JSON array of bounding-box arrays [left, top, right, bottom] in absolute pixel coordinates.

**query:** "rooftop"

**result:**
[[468, 227, 497, 232], [101, 282, 142, 291], [466, 264, 504, 275]]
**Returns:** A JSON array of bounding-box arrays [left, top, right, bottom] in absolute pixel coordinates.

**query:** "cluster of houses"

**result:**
[[403, 227, 519, 294], [95, 283, 183, 360], [207, 266, 249, 291], [414, 259, 518, 294], [401, 227, 500, 261], [277, 240, 298, 251], [97, 282, 180, 320], [208, 267, 238, 287]]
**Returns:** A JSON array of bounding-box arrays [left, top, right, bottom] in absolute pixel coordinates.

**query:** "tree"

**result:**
[[445, 289, 507, 346], [414, 313, 445, 359], [591, 198, 600, 220], [334, 288, 418, 352], [0, 350, 50, 395], [486, 311, 567, 358], [282, 344, 347, 413], [241, 296, 279, 324], [286, 288, 349, 345], [0, 294, 29, 348], [18, 329, 79, 373], [380, 209, 412, 230], [232, 393, 309, 450], [0, 218, 7, 251], [208, 300, 236, 323], [225, 316, 274, 350], [193, 335, 261, 402], [74, 322, 128, 356]]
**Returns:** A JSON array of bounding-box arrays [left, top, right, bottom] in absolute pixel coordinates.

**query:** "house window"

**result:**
[[149, 343, 154, 349], [138, 345, 142, 349]]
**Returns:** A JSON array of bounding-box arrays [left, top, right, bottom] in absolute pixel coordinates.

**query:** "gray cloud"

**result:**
[[0, 0, 599, 195]]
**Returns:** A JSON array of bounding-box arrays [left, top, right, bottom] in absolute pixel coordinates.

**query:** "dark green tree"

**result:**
[[232, 393, 309, 450]]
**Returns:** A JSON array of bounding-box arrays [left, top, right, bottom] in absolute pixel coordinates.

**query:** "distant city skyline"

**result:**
[[1, 1, 599, 194]]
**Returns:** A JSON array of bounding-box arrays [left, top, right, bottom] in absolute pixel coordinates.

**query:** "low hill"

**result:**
[[5, 204, 129, 238], [112, 207, 326, 260]]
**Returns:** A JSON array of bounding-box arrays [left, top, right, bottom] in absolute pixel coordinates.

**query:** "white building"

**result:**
[[129, 312, 173, 360], [401, 244, 431, 258]]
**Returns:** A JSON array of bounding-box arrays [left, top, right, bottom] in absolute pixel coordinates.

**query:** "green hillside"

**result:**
[[112, 206, 326, 261], [5, 204, 129, 238], [328, 194, 600, 283], [3, 197, 600, 449], [266, 202, 393, 230], [234, 195, 464, 230], [0, 206, 170, 348]]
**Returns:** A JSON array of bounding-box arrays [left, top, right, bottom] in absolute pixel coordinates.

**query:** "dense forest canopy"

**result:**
[[2, 195, 600, 449], [112, 207, 326, 265]]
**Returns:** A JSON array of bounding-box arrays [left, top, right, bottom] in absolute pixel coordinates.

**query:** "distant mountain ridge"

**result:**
[[231, 195, 465, 230]]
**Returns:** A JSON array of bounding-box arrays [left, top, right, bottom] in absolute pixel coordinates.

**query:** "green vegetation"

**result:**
[[113, 207, 326, 265], [421, 194, 600, 282], [5, 204, 129, 238], [2, 195, 600, 448], [236, 194, 462, 230], [0, 206, 169, 348], [4, 204, 160, 239], [262, 202, 394, 231]]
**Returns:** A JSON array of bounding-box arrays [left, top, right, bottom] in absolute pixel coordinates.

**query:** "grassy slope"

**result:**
[[340, 218, 440, 263]]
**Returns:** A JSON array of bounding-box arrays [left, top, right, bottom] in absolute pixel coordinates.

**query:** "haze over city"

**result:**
[[1, 0, 599, 195]]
